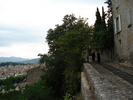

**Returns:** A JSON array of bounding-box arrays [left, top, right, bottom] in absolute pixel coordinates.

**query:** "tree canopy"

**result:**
[[39, 14, 93, 99], [93, 4, 114, 52]]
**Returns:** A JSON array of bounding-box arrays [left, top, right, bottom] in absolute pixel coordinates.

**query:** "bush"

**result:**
[[23, 81, 55, 100]]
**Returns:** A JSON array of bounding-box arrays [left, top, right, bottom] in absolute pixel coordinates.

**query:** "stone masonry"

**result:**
[[81, 63, 126, 100], [112, 0, 133, 64], [26, 67, 45, 84]]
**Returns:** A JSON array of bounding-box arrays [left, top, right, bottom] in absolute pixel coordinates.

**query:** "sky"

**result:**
[[0, 0, 107, 59]]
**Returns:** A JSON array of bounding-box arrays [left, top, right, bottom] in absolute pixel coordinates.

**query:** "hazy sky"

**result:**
[[0, 0, 107, 59]]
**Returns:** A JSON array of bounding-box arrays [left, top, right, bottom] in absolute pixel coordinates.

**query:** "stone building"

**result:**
[[26, 67, 45, 84], [112, 0, 133, 64]]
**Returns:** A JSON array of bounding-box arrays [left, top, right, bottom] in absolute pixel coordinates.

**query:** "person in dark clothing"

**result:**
[[92, 51, 95, 62], [97, 52, 101, 63]]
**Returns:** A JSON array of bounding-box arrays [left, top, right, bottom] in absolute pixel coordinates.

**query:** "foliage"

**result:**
[[0, 80, 54, 100], [0, 62, 27, 67], [62, 67, 81, 95], [105, 0, 114, 50], [39, 54, 47, 64], [93, 4, 114, 52], [38, 14, 93, 99], [0, 90, 23, 100], [0, 75, 27, 100], [64, 93, 74, 100], [40, 64, 65, 99], [93, 7, 107, 51], [2, 77, 15, 92], [0, 75, 27, 86], [23, 82, 54, 100]]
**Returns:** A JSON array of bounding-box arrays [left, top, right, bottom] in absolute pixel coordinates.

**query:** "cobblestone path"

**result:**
[[90, 61, 133, 99]]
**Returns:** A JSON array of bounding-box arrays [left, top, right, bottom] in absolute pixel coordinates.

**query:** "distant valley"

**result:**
[[0, 57, 40, 64]]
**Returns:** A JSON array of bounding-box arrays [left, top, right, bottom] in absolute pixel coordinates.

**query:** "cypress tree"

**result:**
[[93, 0, 114, 59], [105, 0, 114, 59], [94, 7, 102, 32], [102, 6, 106, 29], [94, 7, 107, 51]]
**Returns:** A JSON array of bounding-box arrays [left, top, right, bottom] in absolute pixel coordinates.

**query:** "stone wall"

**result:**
[[112, 0, 133, 64], [81, 72, 96, 100], [101, 50, 114, 61], [81, 63, 125, 100], [26, 67, 45, 84]]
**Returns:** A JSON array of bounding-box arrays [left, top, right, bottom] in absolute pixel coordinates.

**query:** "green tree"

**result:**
[[105, 0, 114, 59], [93, 5, 114, 51], [94, 7, 102, 32], [102, 7, 106, 29], [93, 1, 114, 59], [3, 77, 15, 92], [46, 14, 77, 55], [93, 7, 107, 51], [40, 14, 93, 99], [23, 82, 54, 100]]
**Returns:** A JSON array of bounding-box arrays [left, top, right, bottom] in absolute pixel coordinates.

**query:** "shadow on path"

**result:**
[[98, 62, 133, 85]]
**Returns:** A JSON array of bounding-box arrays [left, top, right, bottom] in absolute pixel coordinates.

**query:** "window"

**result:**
[[114, 15, 122, 34], [115, 0, 118, 9], [127, 9, 132, 28], [116, 17, 119, 32]]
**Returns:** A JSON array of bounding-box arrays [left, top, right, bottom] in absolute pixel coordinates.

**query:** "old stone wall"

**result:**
[[26, 67, 45, 84], [112, 0, 133, 64], [81, 63, 125, 100]]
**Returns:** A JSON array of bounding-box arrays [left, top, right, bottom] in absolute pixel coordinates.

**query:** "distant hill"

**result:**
[[0, 57, 40, 64], [0, 57, 29, 63], [19, 58, 40, 64]]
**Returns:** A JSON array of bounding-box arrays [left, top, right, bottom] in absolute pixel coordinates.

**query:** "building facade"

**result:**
[[112, 0, 133, 64]]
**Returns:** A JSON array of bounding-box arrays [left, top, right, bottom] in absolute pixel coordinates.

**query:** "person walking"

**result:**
[[97, 52, 101, 63], [92, 51, 95, 62]]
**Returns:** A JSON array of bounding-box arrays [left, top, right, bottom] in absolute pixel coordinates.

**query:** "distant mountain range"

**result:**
[[19, 58, 40, 64], [0, 57, 40, 64]]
